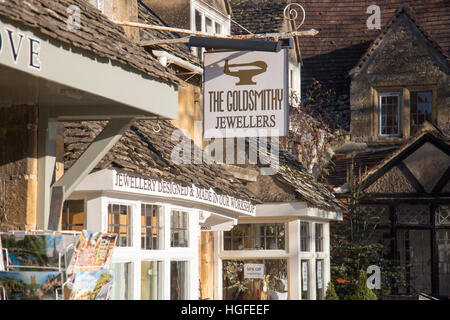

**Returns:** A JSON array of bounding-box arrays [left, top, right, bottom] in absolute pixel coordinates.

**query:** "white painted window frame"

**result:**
[[378, 92, 402, 137], [84, 195, 199, 300], [190, 0, 231, 59]]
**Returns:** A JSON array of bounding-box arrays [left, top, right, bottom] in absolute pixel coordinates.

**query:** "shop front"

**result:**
[[214, 202, 341, 300], [62, 165, 256, 300]]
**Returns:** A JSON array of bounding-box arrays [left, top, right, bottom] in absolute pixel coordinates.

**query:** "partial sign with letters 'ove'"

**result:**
[[203, 50, 289, 138]]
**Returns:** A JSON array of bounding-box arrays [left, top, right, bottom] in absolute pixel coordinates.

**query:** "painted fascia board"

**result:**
[[256, 201, 342, 221], [74, 168, 256, 219], [0, 17, 178, 119]]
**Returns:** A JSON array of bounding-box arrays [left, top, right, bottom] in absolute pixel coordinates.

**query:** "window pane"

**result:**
[[301, 260, 309, 299], [301, 222, 310, 252], [316, 260, 324, 299], [195, 10, 202, 31], [223, 224, 285, 250], [108, 204, 132, 247], [438, 229, 450, 297], [111, 262, 131, 300], [141, 261, 163, 300], [411, 91, 432, 135], [62, 200, 85, 231], [397, 229, 432, 295], [205, 17, 213, 33], [141, 204, 163, 250], [379, 94, 400, 135], [222, 259, 288, 300], [315, 224, 323, 252], [171, 261, 188, 300], [215, 22, 222, 34], [171, 211, 189, 247]]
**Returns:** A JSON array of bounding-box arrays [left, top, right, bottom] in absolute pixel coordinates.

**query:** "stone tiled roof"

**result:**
[[325, 148, 398, 188], [0, 0, 183, 85], [138, 1, 201, 68], [298, 0, 450, 97], [247, 138, 347, 212], [229, 0, 289, 34], [64, 120, 260, 204]]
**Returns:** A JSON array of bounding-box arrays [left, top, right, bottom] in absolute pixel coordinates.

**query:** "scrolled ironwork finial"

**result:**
[[283, 3, 306, 30]]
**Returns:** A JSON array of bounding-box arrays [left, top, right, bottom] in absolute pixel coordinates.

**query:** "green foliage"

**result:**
[[329, 160, 405, 300], [325, 282, 339, 300], [351, 270, 377, 300]]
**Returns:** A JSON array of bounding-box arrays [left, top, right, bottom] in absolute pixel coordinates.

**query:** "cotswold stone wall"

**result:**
[[0, 105, 38, 231], [350, 14, 449, 142]]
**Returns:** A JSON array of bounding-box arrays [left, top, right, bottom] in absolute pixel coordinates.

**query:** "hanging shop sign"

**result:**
[[203, 50, 288, 138], [244, 263, 265, 279]]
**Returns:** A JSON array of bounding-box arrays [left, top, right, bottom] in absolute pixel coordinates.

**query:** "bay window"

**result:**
[[223, 223, 286, 250]]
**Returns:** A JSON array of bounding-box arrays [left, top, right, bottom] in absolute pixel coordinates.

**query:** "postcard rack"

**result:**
[[0, 230, 81, 300]]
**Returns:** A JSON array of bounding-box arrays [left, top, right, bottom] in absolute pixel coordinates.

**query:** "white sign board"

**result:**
[[203, 50, 288, 138], [302, 261, 308, 291], [244, 263, 265, 279], [317, 260, 323, 289]]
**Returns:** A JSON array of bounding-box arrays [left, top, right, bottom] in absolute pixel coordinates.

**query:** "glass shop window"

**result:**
[[222, 259, 288, 300], [62, 200, 85, 231], [170, 210, 189, 247], [410, 91, 432, 135], [111, 262, 132, 300], [438, 229, 450, 297], [315, 223, 324, 252], [316, 260, 324, 300], [300, 222, 310, 252], [108, 204, 132, 247], [171, 261, 188, 300], [223, 224, 286, 250], [301, 260, 309, 299], [141, 261, 164, 300], [379, 93, 401, 136], [141, 204, 164, 250]]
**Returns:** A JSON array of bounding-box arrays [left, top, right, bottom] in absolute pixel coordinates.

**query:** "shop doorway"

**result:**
[[222, 259, 288, 300]]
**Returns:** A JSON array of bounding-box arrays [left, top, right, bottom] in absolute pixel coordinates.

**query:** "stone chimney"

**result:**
[[89, 0, 139, 42]]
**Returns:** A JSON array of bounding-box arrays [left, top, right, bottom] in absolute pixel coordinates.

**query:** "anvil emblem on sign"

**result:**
[[223, 60, 268, 85]]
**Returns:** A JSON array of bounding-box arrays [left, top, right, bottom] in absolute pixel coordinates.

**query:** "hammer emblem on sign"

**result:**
[[223, 60, 268, 85]]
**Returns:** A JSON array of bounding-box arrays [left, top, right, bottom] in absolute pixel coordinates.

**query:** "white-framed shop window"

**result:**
[[111, 261, 133, 300], [170, 260, 189, 300], [300, 221, 310, 252], [108, 203, 133, 247], [141, 260, 164, 300], [190, 0, 231, 60], [141, 203, 164, 250], [301, 259, 310, 299], [170, 210, 190, 248], [379, 92, 401, 137]]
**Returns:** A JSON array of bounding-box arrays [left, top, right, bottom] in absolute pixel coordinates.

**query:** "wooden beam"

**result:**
[[47, 117, 135, 230], [397, 162, 425, 193], [432, 166, 450, 193], [140, 37, 190, 47]]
